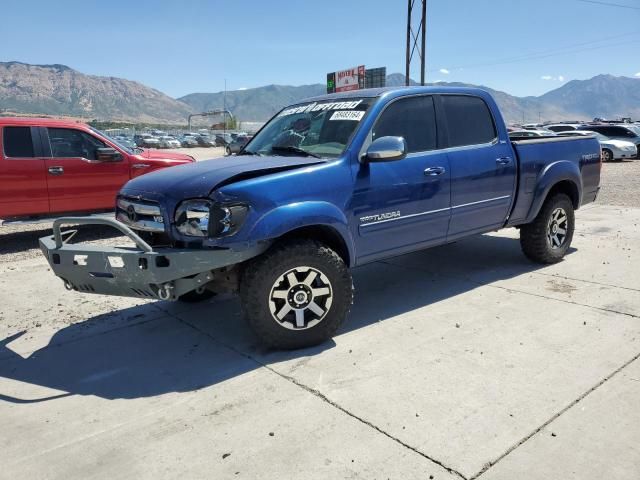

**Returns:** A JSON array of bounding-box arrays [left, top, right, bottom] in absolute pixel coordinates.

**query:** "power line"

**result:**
[[575, 0, 640, 10], [444, 31, 640, 71]]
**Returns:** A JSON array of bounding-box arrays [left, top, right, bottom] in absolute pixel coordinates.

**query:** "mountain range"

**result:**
[[0, 62, 192, 123], [1, 61, 639, 125]]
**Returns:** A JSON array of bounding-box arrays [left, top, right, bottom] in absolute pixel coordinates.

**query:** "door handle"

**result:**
[[496, 157, 513, 166], [48, 166, 64, 176], [424, 166, 445, 176], [132, 163, 151, 169]]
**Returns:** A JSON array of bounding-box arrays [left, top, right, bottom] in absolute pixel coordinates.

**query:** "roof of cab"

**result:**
[[0, 117, 89, 128], [301, 85, 491, 103]]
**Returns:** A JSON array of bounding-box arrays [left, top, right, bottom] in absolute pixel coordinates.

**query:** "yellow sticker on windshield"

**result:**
[[330, 111, 365, 121]]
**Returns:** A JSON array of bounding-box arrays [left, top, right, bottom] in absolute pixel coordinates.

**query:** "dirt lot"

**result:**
[[596, 159, 640, 207]]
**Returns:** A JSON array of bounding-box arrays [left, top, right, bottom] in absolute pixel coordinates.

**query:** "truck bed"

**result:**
[[507, 136, 601, 225]]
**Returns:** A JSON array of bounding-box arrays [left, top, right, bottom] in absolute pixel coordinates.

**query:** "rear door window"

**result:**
[[47, 128, 106, 160], [373, 95, 437, 153], [615, 127, 637, 138], [441, 95, 497, 147], [3, 126, 35, 158]]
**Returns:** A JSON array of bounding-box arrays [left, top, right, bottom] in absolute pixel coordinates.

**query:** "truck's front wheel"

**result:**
[[520, 193, 575, 264], [240, 240, 353, 349]]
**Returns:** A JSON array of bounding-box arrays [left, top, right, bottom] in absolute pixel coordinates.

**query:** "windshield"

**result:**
[[244, 98, 374, 158], [90, 127, 137, 154]]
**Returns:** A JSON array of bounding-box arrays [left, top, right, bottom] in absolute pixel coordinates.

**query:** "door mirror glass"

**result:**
[[96, 147, 122, 162], [364, 136, 407, 162]]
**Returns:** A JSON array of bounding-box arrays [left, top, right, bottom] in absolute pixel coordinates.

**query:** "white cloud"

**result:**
[[635, 72, 640, 78], [439, 68, 450, 75], [541, 75, 565, 81]]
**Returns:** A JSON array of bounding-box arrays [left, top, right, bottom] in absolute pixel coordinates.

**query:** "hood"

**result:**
[[121, 155, 326, 198], [139, 148, 194, 162]]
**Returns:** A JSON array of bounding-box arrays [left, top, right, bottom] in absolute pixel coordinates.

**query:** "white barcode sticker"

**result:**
[[329, 110, 365, 121]]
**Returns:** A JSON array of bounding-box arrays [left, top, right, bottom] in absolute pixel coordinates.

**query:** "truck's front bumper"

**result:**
[[39, 217, 267, 301]]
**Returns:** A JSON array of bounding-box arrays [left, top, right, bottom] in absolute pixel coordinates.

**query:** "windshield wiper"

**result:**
[[271, 145, 321, 158], [237, 149, 262, 156]]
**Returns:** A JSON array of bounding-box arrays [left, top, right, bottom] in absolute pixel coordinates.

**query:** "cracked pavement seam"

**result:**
[[164, 309, 470, 480], [470, 351, 640, 479]]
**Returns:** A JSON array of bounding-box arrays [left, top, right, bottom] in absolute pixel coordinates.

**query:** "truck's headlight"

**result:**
[[174, 200, 248, 237]]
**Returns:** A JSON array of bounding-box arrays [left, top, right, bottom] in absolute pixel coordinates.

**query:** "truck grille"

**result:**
[[116, 197, 165, 233]]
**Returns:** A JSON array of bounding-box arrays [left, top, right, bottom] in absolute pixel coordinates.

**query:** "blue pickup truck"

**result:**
[[40, 87, 601, 349]]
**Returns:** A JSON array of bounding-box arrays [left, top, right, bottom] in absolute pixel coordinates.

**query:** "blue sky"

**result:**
[[2, 0, 639, 98]]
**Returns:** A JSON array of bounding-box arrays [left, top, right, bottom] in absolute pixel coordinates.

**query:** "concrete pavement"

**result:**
[[0, 203, 638, 479]]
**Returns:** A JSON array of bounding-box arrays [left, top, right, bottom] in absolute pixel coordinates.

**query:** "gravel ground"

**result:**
[[596, 159, 640, 207], [1, 156, 638, 265]]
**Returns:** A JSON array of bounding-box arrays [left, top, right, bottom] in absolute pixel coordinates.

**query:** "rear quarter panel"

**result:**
[[508, 136, 601, 225]]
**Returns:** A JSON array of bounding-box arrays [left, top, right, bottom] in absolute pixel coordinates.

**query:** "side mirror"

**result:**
[[96, 147, 122, 162], [363, 136, 407, 163]]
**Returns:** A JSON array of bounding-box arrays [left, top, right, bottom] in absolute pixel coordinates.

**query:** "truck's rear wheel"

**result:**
[[520, 193, 574, 264], [240, 240, 353, 349]]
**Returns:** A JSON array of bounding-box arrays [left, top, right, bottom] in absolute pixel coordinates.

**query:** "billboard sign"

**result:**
[[335, 65, 365, 93], [327, 66, 385, 93]]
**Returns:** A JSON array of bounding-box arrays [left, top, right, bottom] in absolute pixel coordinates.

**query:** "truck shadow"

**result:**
[[0, 233, 575, 402]]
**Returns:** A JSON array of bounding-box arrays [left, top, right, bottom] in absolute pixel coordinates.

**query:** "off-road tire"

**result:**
[[520, 193, 575, 264], [178, 289, 217, 303], [240, 240, 353, 349]]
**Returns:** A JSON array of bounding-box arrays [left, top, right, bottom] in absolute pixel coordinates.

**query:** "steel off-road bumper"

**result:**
[[39, 217, 267, 301]]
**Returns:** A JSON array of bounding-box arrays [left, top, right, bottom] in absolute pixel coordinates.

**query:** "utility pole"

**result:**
[[405, 0, 427, 86], [224, 79, 227, 136]]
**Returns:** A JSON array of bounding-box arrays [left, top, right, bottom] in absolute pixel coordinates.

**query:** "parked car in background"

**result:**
[[134, 133, 161, 148], [545, 124, 583, 133], [509, 129, 556, 139], [225, 135, 252, 155], [557, 130, 637, 161], [195, 135, 216, 147], [179, 136, 199, 148], [578, 124, 640, 158], [113, 135, 136, 149], [215, 133, 233, 147], [0, 117, 195, 222], [158, 136, 181, 149]]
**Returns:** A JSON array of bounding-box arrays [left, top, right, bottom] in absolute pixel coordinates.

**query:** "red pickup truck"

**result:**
[[0, 117, 195, 222]]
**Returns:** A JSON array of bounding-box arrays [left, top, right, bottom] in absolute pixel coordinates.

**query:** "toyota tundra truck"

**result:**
[[40, 87, 601, 349], [0, 117, 195, 223]]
